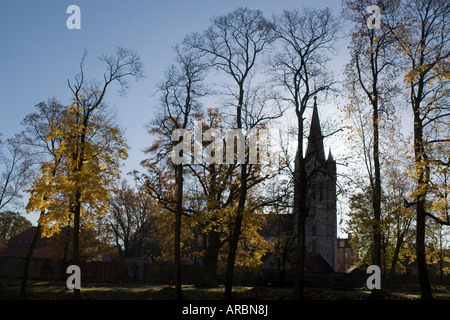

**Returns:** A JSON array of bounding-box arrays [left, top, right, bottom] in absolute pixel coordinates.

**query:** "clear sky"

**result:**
[[0, 0, 350, 227]]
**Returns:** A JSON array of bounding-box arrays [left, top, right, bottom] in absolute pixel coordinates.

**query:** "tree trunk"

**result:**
[[224, 86, 247, 300], [369, 97, 383, 301], [224, 162, 248, 300], [175, 163, 183, 300], [200, 231, 221, 287], [372, 104, 382, 269], [20, 222, 42, 298], [294, 206, 306, 300], [389, 233, 403, 287], [293, 114, 307, 300], [416, 200, 433, 300], [72, 194, 82, 300], [277, 239, 289, 286], [413, 106, 433, 300]]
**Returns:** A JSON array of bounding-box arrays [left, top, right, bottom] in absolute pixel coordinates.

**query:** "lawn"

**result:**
[[1, 278, 449, 300]]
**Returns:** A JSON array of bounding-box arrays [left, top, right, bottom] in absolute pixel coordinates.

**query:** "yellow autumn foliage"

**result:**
[[26, 100, 129, 237]]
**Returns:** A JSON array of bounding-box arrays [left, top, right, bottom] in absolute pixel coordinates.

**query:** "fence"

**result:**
[[1, 256, 449, 288]]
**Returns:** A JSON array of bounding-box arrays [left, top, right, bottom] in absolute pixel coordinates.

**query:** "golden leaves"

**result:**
[[26, 102, 129, 237]]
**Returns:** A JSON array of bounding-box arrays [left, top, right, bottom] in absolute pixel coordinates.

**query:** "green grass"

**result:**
[[1, 278, 449, 300]]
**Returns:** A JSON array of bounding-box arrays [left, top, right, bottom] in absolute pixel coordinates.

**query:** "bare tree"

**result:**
[[183, 7, 276, 299], [107, 180, 159, 260], [139, 46, 207, 299], [0, 134, 33, 212], [272, 7, 340, 299], [342, 0, 402, 291]]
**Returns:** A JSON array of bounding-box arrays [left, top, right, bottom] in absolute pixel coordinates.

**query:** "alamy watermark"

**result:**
[[366, 264, 381, 290], [66, 5, 81, 30], [66, 265, 81, 290], [64, 4, 381, 31], [366, 5, 381, 30], [170, 121, 279, 166]]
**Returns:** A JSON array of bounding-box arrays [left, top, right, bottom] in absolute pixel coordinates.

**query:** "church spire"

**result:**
[[327, 147, 334, 162], [306, 97, 325, 164]]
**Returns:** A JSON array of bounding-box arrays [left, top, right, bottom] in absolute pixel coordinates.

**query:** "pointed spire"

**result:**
[[327, 147, 334, 162], [306, 97, 325, 163]]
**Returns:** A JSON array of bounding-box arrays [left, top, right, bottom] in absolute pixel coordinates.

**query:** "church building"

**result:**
[[304, 98, 337, 271]]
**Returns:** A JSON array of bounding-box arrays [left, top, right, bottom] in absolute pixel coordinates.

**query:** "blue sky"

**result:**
[[0, 0, 347, 170], [0, 0, 350, 226]]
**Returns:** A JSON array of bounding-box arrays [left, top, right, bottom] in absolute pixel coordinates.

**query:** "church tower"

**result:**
[[304, 98, 337, 271]]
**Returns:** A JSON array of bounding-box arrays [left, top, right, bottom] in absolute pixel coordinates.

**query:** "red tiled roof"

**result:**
[[304, 252, 334, 273]]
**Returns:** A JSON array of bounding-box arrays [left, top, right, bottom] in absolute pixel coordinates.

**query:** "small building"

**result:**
[[0, 226, 61, 279], [0, 227, 125, 282], [0, 226, 51, 259], [336, 233, 359, 272]]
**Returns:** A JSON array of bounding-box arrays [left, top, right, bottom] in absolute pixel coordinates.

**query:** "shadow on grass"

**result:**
[[1, 278, 449, 300]]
